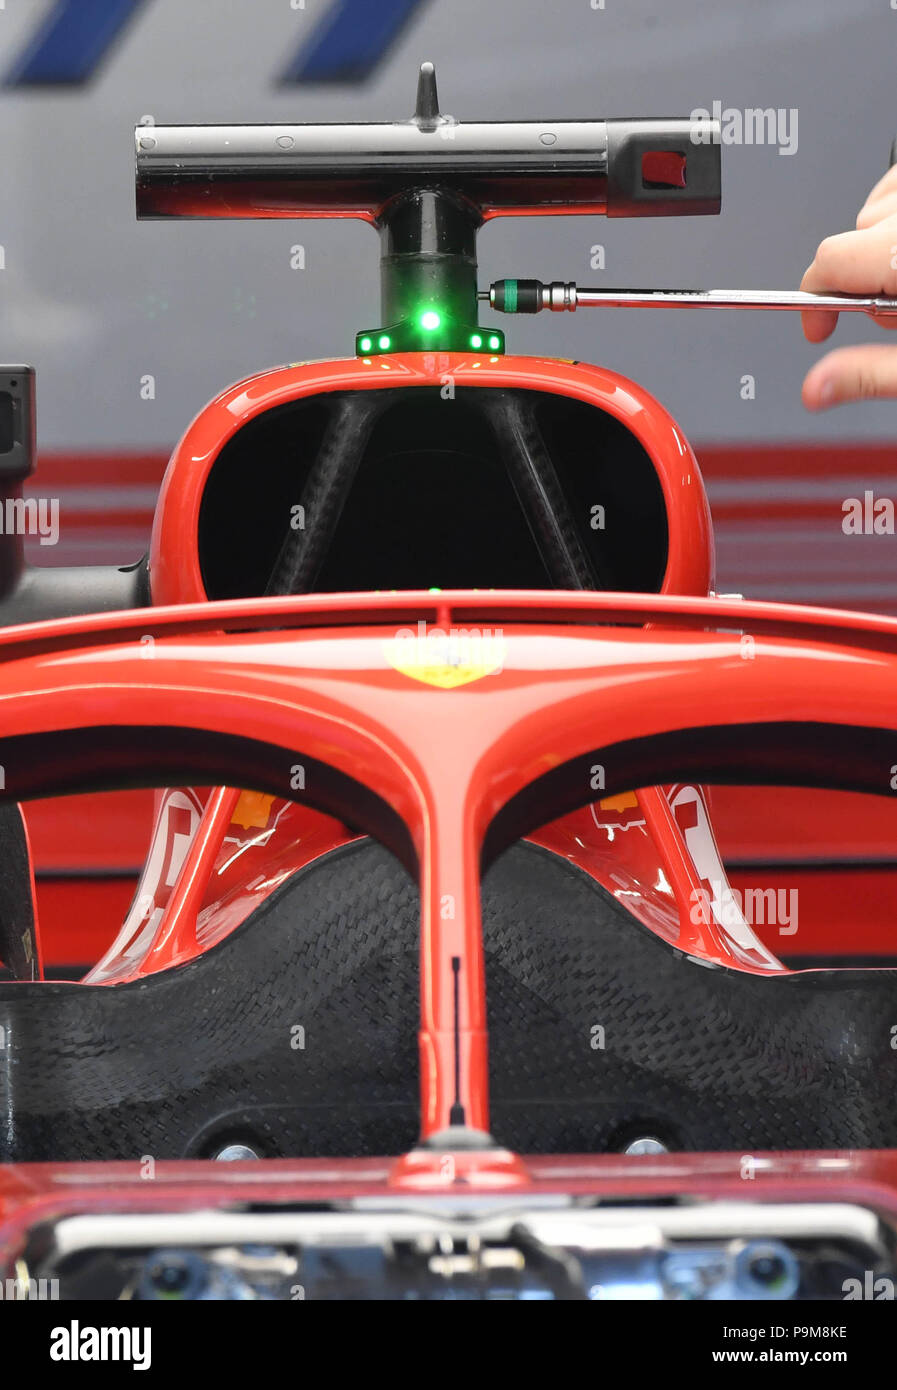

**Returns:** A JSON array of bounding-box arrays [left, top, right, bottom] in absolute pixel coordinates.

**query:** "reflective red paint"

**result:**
[[0, 590, 896, 1134]]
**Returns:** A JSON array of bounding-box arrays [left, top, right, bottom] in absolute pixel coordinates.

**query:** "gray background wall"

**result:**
[[0, 0, 895, 450]]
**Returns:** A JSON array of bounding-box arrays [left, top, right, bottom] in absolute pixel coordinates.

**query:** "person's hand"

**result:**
[[801, 164, 897, 409]]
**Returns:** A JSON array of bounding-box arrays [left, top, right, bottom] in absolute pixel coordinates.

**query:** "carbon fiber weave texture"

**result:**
[[1, 838, 894, 1159]]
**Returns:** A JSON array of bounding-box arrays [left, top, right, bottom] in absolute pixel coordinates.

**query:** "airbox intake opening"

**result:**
[[198, 386, 668, 598]]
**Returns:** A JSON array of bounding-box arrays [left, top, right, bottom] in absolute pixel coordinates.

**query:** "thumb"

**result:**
[[802, 343, 897, 410]]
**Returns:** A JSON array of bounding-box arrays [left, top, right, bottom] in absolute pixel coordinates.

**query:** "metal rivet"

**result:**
[[624, 1137, 669, 1156], [213, 1143, 260, 1161]]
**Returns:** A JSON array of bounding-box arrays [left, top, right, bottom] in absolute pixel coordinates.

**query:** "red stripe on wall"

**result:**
[[697, 443, 897, 478]]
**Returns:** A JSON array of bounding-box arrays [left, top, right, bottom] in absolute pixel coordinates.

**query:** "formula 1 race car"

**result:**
[[2, 64, 897, 1305]]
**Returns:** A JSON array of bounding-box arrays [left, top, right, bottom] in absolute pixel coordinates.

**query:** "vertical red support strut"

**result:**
[[417, 785, 490, 1139]]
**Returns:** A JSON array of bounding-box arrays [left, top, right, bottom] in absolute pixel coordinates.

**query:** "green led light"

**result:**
[[378, 334, 392, 350], [488, 334, 501, 351], [470, 333, 483, 349], [359, 337, 372, 353], [420, 310, 441, 331]]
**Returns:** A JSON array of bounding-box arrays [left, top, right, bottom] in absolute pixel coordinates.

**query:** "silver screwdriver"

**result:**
[[479, 279, 897, 317]]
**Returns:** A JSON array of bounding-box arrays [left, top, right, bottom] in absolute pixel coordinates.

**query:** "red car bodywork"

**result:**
[[149, 353, 713, 606], [2, 586, 897, 1145], [5, 350, 897, 1248], [28, 356, 897, 968]]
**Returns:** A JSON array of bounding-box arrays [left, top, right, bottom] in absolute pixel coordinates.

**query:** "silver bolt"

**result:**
[[624, 1137, 669, 1156], [213, 1143, 260, 1161]]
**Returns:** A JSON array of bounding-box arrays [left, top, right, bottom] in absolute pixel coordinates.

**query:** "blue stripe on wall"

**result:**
[[282, 0, 431, 84], [6, 0, 148, 87]]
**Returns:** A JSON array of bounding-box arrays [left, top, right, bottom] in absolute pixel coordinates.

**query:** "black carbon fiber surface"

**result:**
[[1, 838, 896, 1161], [0, 802, 38, 980]]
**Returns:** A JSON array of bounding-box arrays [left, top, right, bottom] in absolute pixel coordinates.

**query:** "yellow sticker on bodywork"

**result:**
[[384, 628, 507, 688], [232, 790, 275, 829], [598, 792, 640, 812]]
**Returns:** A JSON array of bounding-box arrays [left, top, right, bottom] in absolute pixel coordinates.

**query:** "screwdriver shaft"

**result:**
[[479, 280, 897, 316]]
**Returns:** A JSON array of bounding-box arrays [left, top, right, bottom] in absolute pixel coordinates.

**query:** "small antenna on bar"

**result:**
[[413, 61, 441, 129]]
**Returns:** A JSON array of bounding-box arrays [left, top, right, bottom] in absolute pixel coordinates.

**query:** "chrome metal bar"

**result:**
[[575, 287, 897, 315]]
